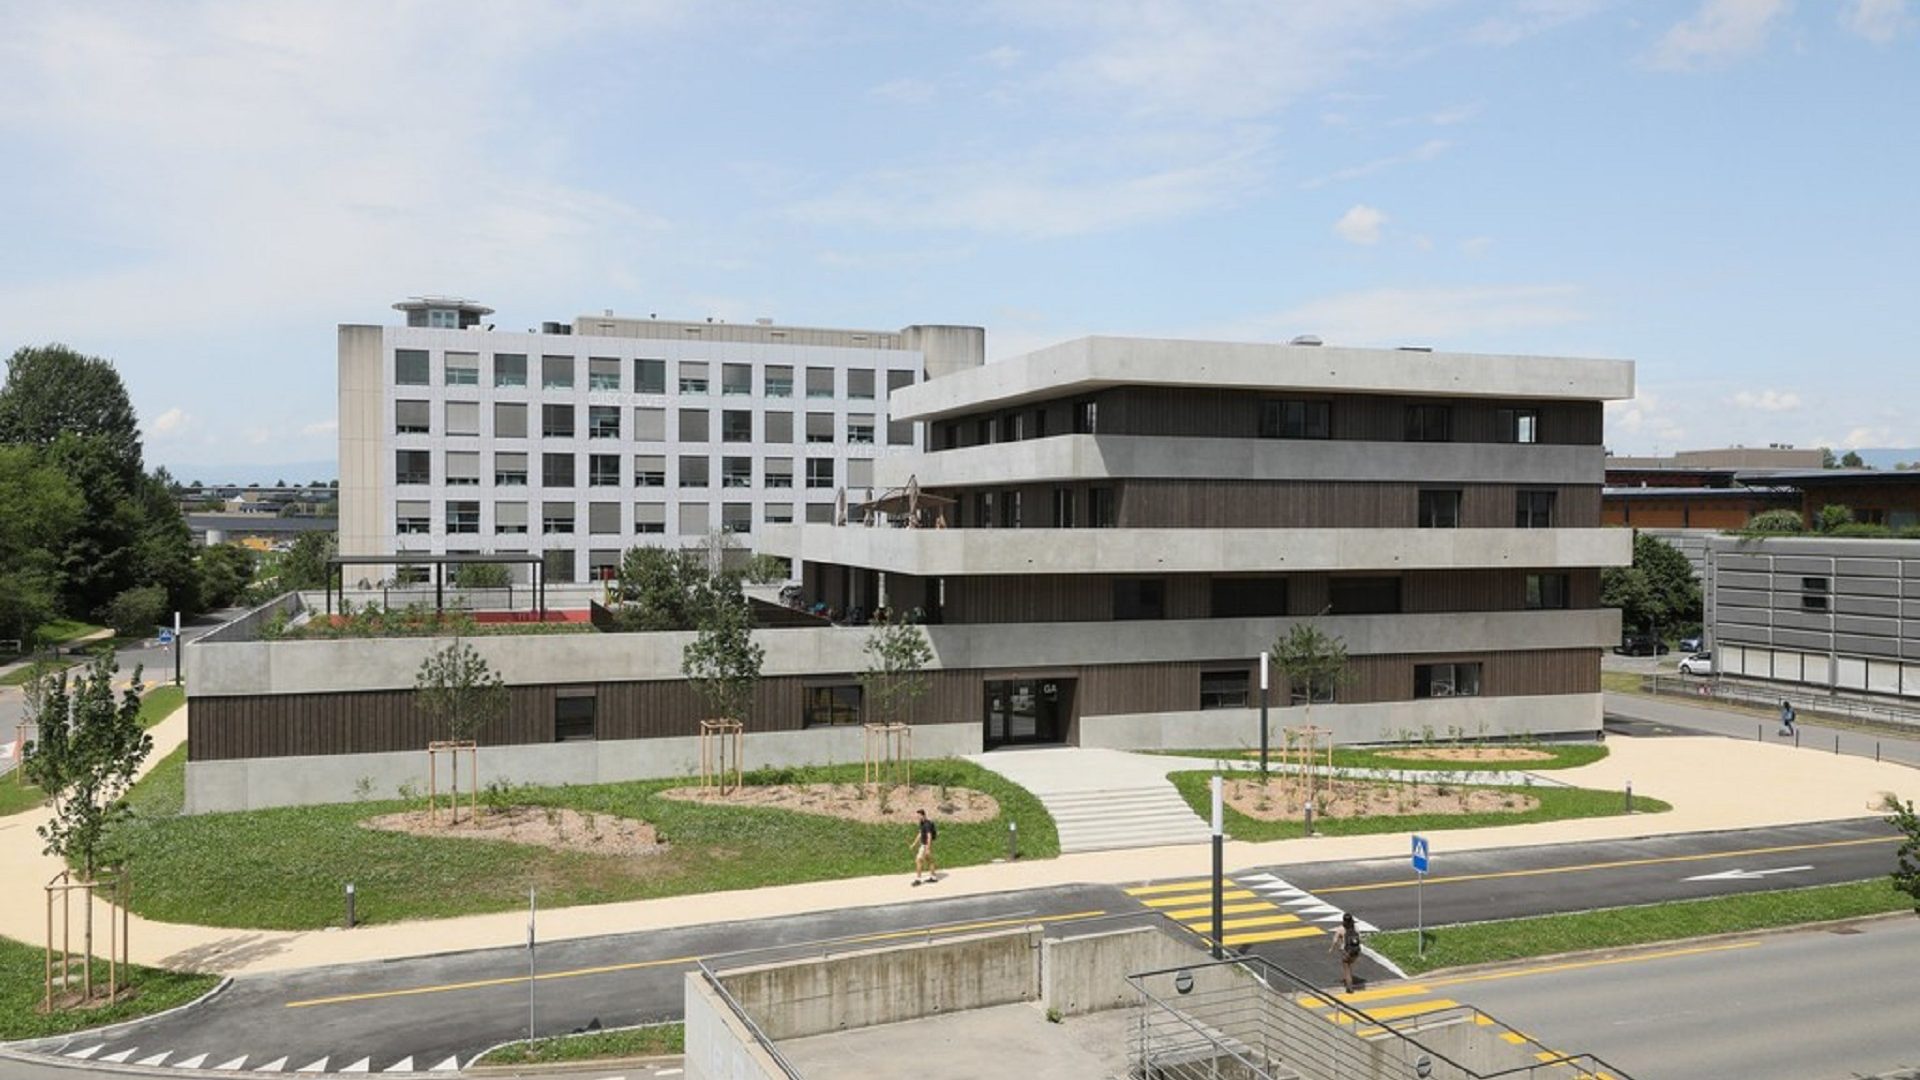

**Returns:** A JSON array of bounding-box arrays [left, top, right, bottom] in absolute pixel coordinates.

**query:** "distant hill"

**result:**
[[157, 459, 338, 487], [1852, 448, 1920, 470]]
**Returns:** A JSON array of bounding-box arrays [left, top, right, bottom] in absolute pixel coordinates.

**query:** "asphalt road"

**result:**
[[11, 883, 1148, 1073], [1446, 915, 1920, 1080], [1605, 690, 1920, 768]]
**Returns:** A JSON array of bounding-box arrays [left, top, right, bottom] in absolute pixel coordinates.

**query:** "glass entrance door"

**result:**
[[984, 678, 1074, 749]]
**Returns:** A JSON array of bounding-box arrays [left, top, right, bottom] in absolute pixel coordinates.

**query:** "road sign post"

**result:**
[[1210, 776, 1224, 960], [528, 887, 537, 1040], [1411, 835, 1430, 956]]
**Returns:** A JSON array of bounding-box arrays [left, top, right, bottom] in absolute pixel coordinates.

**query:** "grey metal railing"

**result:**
[[1640, 673, 1920, 731], [694, 959, 807, 1080]]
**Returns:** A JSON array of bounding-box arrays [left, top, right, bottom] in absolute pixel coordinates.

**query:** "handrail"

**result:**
[[694, 959, 807, 1080]]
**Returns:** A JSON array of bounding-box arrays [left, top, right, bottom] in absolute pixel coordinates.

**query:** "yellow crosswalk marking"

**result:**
[[1139, 889, 1255, 908], [1163, 900, 1272, 920], [1223, 926, 1323, 946], [1331, 998, 1459, 1025], [1124, 880, 1215, 896], [1501, 1032, 1528, 1044], [1300, 983, 1433, 1008], [1217, 913, 1301, 931]]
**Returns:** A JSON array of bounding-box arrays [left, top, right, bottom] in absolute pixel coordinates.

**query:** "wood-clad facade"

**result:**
[[943, 480, 1602, 530]]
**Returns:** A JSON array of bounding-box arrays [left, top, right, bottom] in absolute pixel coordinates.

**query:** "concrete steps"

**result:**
[[1046, 786, 1213, 853]]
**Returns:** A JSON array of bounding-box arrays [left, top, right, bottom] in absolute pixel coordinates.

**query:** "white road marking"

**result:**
[[65, 1045, 104, 1059], [135, 1051, 173, 1066], [381, 1057, 414, 1073], [294, 1058, 329, 1073], [340, 1057, 371, 1073], [215, 1056, 249, 1071], [173, 1052, 209, 1068], [656, 1069, 685, 1076], [252, 1056, 288, 1072], [101, 1048, 138, 1063], [430, 1055, 461, 1072], [1683, 865, 1814, 882]]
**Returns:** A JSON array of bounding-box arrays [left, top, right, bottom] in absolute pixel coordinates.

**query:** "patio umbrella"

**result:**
[[834, 486, 847, 526], [907, 475, 921, 526]]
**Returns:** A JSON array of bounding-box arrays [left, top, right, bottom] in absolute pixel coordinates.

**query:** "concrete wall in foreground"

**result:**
[[185, 721, 980, 813], [1042, 926, 1209, 1017], [684, 972, 787, 1080], [1077, 693, 1604, 750]]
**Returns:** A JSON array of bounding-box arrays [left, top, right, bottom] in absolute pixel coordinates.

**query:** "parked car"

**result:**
[[1678, 650, 1714, 676], [1678, 636, 1704, 653], [1614, 634, 1670, 657]]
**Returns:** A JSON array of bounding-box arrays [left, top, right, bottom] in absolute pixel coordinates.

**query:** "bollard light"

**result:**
[[345, 882, 356, 929], [1625, 781, 1633, 814], [1303, 799, 1314, 837], [1008, 820, 1019, 861]]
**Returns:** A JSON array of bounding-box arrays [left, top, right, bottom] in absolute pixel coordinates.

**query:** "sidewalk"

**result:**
[[1, 704, 1916, 980]]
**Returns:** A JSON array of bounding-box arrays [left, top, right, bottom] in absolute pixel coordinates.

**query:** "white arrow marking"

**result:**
[[1684, 865, 1814, 882], [215, 1056, 249, 1071], [380, 1057, 413, 1074], [430, 1055, 461, 1072], [1238, 873, 1278, 884], [173, 1052, 209, 1068], [135, 1051, 172, 1066], [65, 1046, 104, 1059], [339, 1057, 371, 1073], [102, 1048, 137, 1064], [294, 1058, 328, 1073], [252, 1056, 288, 1072]]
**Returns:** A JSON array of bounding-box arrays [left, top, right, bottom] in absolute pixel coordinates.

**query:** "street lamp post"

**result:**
[[1258, 650, 1271, 775]]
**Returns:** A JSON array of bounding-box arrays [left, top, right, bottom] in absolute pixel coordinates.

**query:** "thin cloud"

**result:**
[[1468, 0, 1609, 46], [1645, 0, 1790, 71], [1300, 139, 1451, 189], [870, 77, 937, 104], [1730, 389, 1802, 412], [147, 407, 193, 438], [1334, 204, 1389, 245], [301, 419, 339, 437], [1213, 284, 1589, 346], [1842, 0, 1913, 42]]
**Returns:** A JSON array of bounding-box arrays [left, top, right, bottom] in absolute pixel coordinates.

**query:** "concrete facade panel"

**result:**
[[1772, 556, 1838, 575], [1076, 693, 1602, 749], [1834, 633, 1900, 658], [1773, 628, 1833, 651], [1836, 558, 1902, 577], [1835, 596, 1901, 618]]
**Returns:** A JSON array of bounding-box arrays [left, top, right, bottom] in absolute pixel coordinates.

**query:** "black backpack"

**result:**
[[1343, 927, 1362, 959]]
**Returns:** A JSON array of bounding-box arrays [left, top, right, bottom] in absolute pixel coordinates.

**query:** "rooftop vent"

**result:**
[[1289, 334, 1323, 346], [1397, 345, 1433, 352], [756, 317, 774, 326]]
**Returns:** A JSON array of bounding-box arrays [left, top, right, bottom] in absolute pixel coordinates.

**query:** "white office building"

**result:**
[[338, 298, 984, 582]]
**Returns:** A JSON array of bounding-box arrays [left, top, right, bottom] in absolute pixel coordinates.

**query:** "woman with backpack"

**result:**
[[1329, 911, 1361, 993]]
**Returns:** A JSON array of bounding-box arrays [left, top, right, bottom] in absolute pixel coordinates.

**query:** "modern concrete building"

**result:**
[[187, 333, 1633, 811], [1703, 534, 1920, 700], [339, 297, 985, 582], [766, 335, 1635, 750]]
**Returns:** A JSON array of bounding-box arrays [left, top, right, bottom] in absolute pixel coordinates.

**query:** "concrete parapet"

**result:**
[[684, 971, 788, 1080], [1042, 926, 1207, 1017]]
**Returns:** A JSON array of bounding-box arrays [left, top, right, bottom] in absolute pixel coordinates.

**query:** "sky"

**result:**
[[1, 0, 1916, 479]]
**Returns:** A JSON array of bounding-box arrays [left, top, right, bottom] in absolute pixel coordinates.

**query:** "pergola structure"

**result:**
[[323, 553, 549, 618]]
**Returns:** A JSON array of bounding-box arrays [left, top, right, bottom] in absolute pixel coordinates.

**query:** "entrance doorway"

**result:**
[[984, 678, 1075, 749]]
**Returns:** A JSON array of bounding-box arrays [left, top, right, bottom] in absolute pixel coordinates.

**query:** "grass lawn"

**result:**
[[108, 759, 1059, 931], [1157, 744, 1609, 772], [477, 1023, 684, 1065], [1168, 770, 1667, 843], [136, 685, 186, 729], [1370, 879, 1915, 976], [0, 776, 45, 817], [34, 619, 108, 647], [0, 659, 73, 688], [0, 933, 221, 1041], [0, 685, 183, 819], [1600, 670, 1645, 694]]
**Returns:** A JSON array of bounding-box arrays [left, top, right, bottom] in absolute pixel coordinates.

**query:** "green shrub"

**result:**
[[101, 585, 169, 639]]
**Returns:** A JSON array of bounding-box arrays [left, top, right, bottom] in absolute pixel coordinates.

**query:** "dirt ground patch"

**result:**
[[362, 806, 667, 858], [656, 782, 999, 825], [1221, 777, 1540, 822], [1373, 747, 1555, 763]]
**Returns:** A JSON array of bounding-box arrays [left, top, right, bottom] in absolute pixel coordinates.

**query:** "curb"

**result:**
[[2, 975, 234, 1055]]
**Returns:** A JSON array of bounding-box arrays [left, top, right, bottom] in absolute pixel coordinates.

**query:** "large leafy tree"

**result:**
[[276, 530, 338, 592], [0, 445, 83, 644], [614, 545, 707, 631], [196, 543, 258, 610], [0, 344, 143, 482], [1889, 796, 1920, 918], [682, 576, 764, 725], [1600, 533, 1701, 636]]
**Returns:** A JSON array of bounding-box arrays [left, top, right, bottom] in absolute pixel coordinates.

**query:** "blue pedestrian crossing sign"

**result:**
[[156, 629, 175, 646], [1411, 834, 1430, 875]]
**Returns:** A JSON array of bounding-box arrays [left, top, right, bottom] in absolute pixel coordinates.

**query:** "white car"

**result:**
[[1678, 651, 1714, 676]]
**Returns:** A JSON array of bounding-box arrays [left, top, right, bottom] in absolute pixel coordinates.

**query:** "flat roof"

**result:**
[[1740, 468, 1920, 486]]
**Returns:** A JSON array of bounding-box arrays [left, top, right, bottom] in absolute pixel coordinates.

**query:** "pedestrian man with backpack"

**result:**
[[1779, 699, 1796, 737], [1329, 911, 1362, 993], [911, 808, 938, 886]]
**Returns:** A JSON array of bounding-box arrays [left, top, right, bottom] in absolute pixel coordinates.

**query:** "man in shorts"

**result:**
[[911, 809, 938, 885]]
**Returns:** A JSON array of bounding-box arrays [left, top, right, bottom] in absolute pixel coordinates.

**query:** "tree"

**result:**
[[614, 546, 705, 631], [861, 618, 934, 727], [681, 576, 764, 726], [23, 654, 152, 1002], [102, 585, 168, 639], [1815, 503, 1855, 534], [1839, 450, 1866, 469], [452, 562, 511, 589], [129, 468, 198, 615], [1743, 509, 1805, 534], [1271, 622, 1351, 711], [414, 638, 508, 822], [196, 544, 258, 610], [1888, 795, 1920, 917], [1600, 533, 1701, 636], [277, 530, 337, 592], [0, 445, 83, 644], [1821, 447, 1838, 469], [0, 344, 142, 483]]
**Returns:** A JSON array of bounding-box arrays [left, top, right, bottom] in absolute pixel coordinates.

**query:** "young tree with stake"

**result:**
[[414, 638, 508, 823]]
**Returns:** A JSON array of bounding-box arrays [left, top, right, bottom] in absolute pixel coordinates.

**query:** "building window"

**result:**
[[765, 365, 794, 398], [717, 410, 751, 443], [1525, 573, 1570, 609], [805, 502, 834, 524], [588, 501, 620, 535], [847, 414, 875, 444], [722, 502, 752, 534], [678, 361, 708, 394], [1289, 679, 1335, 706], [806, 458, 835, 489], [1260, 400, 1331, 439], [444, 352, 479, 386], [543, 549, 575, 585], [396, 449, 430, 485], [847, 369, 875, 400], [1090, 487, 1117, 528], [1073, 399, 1098, 435], [634, 407, 666, 442], [493, 353, 527, 388], [1329, 576, 1401, 615], [722, 456, 752, 488], [806, 412, 835, 444], [446, 500, 479, 535], [1516, 490, 1556, 528], [1415, 662, 1482, 699], [1802, 576, 1829, 611], [679, 455, 710, 488], [1001, 489, 1022, 528], [1031, 409, 1048, 439], [1010, 412, 1028, 442], [1113, 578, 1166, 620], [444, 451, 480, 486], [634, 503, 666, 534], [395, 500, 431, 535], [1212, 577, 1288, 618], [847, 458, 874, 490], [395, 349, 429, 386], [542, 452, 575, 487], [805, 366, 835, 398], [542, 404, 574, 439], [588, 405, 620, 439], [1418, 490, 1462, 528], [636, 358, 666, 394], [494, 402, 527, 439], [541, 355, 574, 390], [1053, 488, 1076, 528], [764, 411, 794, 444], [542, 501, 575, 534], [765, 457, 794, 489], [494, 452, 528, 486], [1497, 407, 1540, 444], [395, 400, 430, 434], [679, 408, 710, 443], [888, 416, 915, 447], [588, 549, 620, 581], [445, 401, 480, 437], [426, 308, 459, 328], [555, 690, 596, 741], [764, 503, 793, 524], [719, 363, 751, 396], [804, 684, 863, 727], [1405, 404, 1451, 442], [678, 502, 710, 536], [1200, 671, 1251, 710], [974, 491, 994, 528], [634, 454, 666, 487], [494, 501, 527, 535], [588, 454, 621, 487], [588, 357, 621, 392]]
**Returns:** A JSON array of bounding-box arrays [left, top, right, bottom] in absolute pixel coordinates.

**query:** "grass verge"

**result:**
[[34, 619, 108, 647], [1600, 671, 1645, 694], [136, 685, 186, 729], [1168, 770, 1668, 843], [0, 660, 72, 688], [476, 1023, 684, 1065], [0, 934, 220, 1041], [1370, 879, 1915, 976], [0, 777, 45, 817], [0, 686, 182, 819], [108, 758, 1059, 930], [1157, 744, 1608, 772]]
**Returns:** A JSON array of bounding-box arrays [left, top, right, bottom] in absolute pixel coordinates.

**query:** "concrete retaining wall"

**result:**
[[720, 929, 1040, 1041], [1077, 693, 1604, 750], [185, 721, 980, 813], [1042, 926, 1208, 1017], [684, 971, 788, 1080]]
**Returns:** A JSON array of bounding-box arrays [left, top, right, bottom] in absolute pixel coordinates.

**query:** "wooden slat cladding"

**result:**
[[944, 481, 1600, 530], [932, 389, 1603, 449]]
